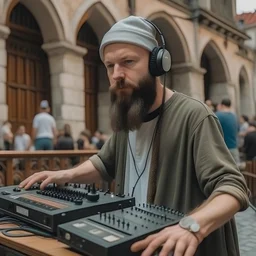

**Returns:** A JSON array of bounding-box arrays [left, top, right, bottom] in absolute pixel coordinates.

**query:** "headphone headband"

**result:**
[[144, 19, 166, 49]]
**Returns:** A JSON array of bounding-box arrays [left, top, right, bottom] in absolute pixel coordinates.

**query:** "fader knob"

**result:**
[[13, 187, 21, 192], [74, 199, 83, 205], [86, 183, 99, 202]]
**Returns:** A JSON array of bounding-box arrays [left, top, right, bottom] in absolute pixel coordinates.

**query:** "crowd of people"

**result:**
[[205, 98, 256, 164], [0, 100, 108, 152], [1, 97, 254, 166]]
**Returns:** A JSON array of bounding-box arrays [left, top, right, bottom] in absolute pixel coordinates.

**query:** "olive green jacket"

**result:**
[[90, 92, 249, 256]]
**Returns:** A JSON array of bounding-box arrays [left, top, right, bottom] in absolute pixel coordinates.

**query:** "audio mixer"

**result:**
[[58, 204, 184, 256], [0, 184, 135, 233]]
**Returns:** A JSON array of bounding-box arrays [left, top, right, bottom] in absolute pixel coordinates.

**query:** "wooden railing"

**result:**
[[241, 160, 256, 200], [0, 150, 99, 186]]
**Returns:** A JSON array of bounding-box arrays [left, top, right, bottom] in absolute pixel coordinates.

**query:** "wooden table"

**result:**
[[0, 224, 81, 256]]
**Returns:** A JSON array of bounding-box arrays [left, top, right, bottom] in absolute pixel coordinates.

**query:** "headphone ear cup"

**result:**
[[149, 47, 161, 77], [158, 48, 171, 74], [149, 47, 171, 77]]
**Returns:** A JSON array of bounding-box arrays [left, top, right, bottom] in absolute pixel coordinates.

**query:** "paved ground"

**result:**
[[236, 205, 256, 256]]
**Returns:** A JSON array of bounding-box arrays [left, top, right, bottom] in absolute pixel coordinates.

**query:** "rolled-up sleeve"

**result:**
[[193, 115, 249, 211], [89, 133, 116, 182]]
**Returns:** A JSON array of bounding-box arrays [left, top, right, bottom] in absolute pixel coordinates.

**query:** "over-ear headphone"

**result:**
[[144, 19, 172, 77]]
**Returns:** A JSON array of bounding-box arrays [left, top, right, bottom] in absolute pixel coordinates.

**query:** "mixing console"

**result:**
[[0, 184, 135, 233], [58, 203, 184, 256]]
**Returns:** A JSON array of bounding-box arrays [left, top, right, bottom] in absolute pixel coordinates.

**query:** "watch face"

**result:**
[[179, 216, 200, 232], [180, 216, 192, 228], [190, 223, 200, 232]]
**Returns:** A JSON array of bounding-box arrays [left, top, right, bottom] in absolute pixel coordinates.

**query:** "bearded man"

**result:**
[[20, 16, 249, 256]]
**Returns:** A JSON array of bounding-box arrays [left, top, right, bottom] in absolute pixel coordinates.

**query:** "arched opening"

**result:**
[[77, 22, 100, 134], [200, 40, 230, 104], [6, 2, 51, 135], [239, 67, 250, 115], [76, 3, 115, 134], [5, 0, 65, 43], [201, 52, 211, 100]]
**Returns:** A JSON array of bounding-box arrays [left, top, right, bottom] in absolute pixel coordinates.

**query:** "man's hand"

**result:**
[[131, 224, 201, 256], [19, 170, 71, 190]]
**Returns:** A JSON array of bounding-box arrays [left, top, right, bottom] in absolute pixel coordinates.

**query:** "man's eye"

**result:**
[[107, 64, 114, 69], [125, 60, 134, 64]]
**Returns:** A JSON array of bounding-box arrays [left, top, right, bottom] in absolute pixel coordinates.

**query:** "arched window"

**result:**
[[77, 22, 100, 134], [6, 3, 51, 135]]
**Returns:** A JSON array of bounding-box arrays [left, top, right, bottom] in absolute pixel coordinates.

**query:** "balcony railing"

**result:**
[[0, 150, 99, 186]]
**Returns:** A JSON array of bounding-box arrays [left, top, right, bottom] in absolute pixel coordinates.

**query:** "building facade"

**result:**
[[236, 11, 256, 117], [0, 0, 255, 137]]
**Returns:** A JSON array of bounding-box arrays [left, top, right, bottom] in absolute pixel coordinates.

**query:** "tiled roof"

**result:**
[[236, 12, 256, 25]]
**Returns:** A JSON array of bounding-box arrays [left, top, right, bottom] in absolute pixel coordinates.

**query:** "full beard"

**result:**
[[109, 73, 157, 132]]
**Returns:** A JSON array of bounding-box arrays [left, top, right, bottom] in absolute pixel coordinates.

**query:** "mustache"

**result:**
[[109, 80, 137, 92]]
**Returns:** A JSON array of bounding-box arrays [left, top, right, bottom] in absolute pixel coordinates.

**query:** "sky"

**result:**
[[236, 0, 256, 14]]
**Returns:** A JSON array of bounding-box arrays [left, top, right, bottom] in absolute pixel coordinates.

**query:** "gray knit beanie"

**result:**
[[99, 16, 158, 61]]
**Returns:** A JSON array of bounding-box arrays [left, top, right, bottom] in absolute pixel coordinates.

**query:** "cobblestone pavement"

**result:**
[[236, 206, 256, 256]]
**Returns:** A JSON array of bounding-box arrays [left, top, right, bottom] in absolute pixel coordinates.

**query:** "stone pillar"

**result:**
[[42, 41, 87, 138], [209, 82, 229, 104], [0, 25, 10, 125], [227, 83, 237, 112], [171, 63, 206, 101]]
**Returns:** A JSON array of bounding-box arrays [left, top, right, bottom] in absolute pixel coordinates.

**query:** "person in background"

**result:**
[[13, 125, 31, 170], [0, 121, 13, 150], [32, 100, 57, 150], [243, 121, 256, 161], [215, 98, 240, 164], [55, 124, 74, 150], [91, 130, 108, 149], [77, 130, 96, 150], [14, 125, 31, 151], [205, 99, 214, 112], [238, 115, 249, 149]]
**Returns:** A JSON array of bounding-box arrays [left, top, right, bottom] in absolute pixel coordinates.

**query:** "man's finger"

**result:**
[[140, 234, 169, 256], [23, 173, 48, 190], [40, 177, 54, 190], [171, 240, 187, 256], [158, 238, 176, 256], [131, 234, 157, 252], [184, 244, 198, 256]]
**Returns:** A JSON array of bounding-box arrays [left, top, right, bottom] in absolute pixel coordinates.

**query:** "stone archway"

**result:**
[[0, 0, 66, 129], [75, 2, 116, 134], [6, 2, 51, 135], [4, 0, 65, 43], [239, 66, 251, 116], [200, 40, 230, 104]]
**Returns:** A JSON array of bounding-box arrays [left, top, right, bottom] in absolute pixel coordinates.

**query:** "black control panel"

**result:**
[[0, 184, 135, 233], [58, 204, 184, 256]]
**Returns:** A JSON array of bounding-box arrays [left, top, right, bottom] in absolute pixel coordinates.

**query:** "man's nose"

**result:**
[[112, 64, 125, 81]]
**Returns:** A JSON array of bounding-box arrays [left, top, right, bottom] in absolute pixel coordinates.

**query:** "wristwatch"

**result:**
[[179, 216, 200, 233]]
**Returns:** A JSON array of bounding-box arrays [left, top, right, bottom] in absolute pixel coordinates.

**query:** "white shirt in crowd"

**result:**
[[0, 124, 12, 149], [14, 134, 31, 151], [32, 112, 56, 139]]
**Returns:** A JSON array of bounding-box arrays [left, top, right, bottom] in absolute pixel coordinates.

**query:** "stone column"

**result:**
[[171, 63, 206, 101], [0, 25, 10, 124], [209, 82, 229, 104], [42, 41, 87, 138]]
